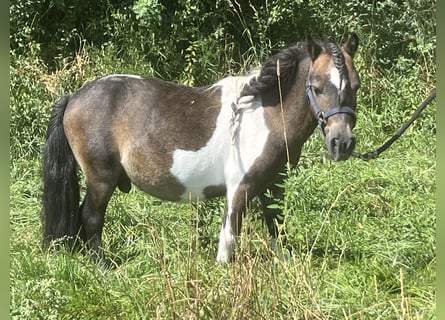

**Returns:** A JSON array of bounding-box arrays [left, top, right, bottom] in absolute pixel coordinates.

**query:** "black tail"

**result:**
[[42, 95, 80, 249]]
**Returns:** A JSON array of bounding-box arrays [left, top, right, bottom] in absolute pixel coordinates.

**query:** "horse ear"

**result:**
[[306, 36, 322, 62], [343, 33, 359, 57]]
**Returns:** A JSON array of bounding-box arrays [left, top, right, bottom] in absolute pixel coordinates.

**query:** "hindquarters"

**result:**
[[62, 91, 131, 259], [42, 93, 127, 259]]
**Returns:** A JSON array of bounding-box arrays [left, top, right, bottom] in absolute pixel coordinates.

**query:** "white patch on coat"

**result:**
[[170, 74, 268, 201], [169, 103, 229, 202], [100, 74, 145, 81], [219, 75, 269, 262], [329, 67, 347, 91], [169, 74, 270, 262]]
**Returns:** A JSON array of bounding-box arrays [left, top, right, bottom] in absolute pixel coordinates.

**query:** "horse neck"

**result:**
[[279, 63, 318, 153]]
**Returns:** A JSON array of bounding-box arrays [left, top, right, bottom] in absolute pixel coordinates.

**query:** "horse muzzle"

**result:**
[[324, 118, 356, 161]]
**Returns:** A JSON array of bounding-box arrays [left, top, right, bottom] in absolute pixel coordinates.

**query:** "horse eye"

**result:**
[[313, 86, 322, 95]]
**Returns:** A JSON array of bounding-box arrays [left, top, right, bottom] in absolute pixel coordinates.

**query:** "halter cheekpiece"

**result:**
[[305, 65, 356, 134]]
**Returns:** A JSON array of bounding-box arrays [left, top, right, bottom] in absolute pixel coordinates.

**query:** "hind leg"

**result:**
[[79, 179, 116, 261]]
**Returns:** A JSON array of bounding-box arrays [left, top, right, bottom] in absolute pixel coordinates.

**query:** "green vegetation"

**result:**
[[10, 0, 435, 319]]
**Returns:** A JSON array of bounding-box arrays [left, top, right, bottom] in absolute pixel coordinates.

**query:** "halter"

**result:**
[[305, 65, 356, 135]]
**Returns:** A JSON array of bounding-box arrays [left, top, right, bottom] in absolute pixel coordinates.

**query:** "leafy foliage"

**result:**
[[11, 0, 435, 79]]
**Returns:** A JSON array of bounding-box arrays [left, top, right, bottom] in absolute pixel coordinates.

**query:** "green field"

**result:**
[[10, 1, 436, 319]]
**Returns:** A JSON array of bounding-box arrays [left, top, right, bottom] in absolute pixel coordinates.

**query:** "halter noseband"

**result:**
[[305, 68, 356, 134]]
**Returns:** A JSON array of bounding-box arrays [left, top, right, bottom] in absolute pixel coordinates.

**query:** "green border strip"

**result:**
[[436, 1, 442, 319], [3, 4, 10, 319]]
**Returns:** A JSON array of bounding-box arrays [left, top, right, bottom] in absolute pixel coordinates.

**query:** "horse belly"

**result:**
[[170, 143, 227, 202], [119, 127, 229, 202]]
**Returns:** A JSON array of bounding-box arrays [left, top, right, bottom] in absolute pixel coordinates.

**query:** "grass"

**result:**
[[10, 39, 435, 318], [10, 125, 436, 319]]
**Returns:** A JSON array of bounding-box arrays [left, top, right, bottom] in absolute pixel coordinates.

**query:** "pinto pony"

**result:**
[[42, 34, 360, 263]]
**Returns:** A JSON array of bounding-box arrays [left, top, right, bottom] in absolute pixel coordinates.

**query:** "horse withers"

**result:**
[[42, 34, 360, 263]]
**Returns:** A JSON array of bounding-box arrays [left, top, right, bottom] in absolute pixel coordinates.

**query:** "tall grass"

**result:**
[[10, 149, 436, 319]]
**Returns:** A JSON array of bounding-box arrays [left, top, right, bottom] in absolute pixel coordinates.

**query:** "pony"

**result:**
[[42, 34, 360, 263]]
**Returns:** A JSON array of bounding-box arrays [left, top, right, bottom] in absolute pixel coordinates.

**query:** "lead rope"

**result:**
[[353, 89, 436, 160]]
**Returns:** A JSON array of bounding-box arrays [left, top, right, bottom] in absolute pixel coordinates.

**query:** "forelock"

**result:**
[[326, 43, 346, 77]]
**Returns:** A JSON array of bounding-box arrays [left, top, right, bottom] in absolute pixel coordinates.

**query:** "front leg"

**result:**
[[259, 181, 285, 242], [261, 150, 301, 254], [216, 185, 250, 263]]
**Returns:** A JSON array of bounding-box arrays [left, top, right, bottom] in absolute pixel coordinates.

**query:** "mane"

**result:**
[[239, 42, 306, 102], [239, 39, 346, 104]]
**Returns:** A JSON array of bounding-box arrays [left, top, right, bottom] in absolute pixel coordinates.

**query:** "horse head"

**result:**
[[305, 33, 360, 161]]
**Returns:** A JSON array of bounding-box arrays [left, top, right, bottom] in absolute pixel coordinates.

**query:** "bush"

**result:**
[[10, 0, 436, 162]]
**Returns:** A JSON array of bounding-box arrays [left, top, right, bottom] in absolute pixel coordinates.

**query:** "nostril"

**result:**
[[330, 138, 339, 152], [327, 134, 355, 161], [330, 136, 355, 158], [347, 137, 356, 153], [340, 140, 349, 154]]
